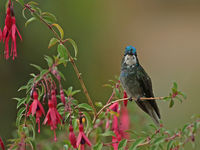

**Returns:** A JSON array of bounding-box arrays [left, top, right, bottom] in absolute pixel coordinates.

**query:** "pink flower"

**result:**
[[109, 102, 119, 113], [51, 89, 57, 106], [123, 91, 128, 107], [0, 28, 2, 42], [76, 124, 92, 149], [43, 99, 62, 141], [27, 91, 45, 133], [69, 125, 77, 148], [119, 106, 130, 139], [0, 137, 5, 150], [2, 0, 22, 60], [60, 88, 66, 105], [112, 130, 122, 150]]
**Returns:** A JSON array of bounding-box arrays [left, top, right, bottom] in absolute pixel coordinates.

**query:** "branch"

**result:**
[[92, 96, 164, 124], [24, 4, 97, 115]]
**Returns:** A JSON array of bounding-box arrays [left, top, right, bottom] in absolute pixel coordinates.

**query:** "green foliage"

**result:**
[[9, 0, 200, 149]]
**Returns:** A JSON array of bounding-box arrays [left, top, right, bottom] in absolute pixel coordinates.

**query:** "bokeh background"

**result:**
[[0, 0, 200, 148]]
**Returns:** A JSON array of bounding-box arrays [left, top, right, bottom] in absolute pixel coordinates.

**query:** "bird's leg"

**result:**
[[136, 96, 141, 102], [128, 97, 133, 102]]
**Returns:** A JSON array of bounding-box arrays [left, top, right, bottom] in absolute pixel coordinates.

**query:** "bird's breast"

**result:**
[[120, 70, 143, 97]]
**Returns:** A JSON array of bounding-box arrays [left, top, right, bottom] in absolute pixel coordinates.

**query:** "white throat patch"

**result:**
[[124, 55, 137, 66]]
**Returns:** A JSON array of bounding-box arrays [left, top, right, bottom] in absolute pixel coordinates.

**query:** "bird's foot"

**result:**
[[128, 97, 133, 102], [136, 96, 141, 102]]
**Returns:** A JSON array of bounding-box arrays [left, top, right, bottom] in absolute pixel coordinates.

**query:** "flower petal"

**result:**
[[76, 133, 82, 148], [82, 133, 92, 146]]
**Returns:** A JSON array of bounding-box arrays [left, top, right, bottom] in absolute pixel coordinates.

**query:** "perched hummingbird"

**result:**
[[120, 46, 161, 125]]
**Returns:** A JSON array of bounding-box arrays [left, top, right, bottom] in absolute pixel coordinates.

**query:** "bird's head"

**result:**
[[123, 45, 138, 66]]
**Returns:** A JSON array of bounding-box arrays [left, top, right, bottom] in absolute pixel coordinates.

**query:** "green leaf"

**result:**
[[30, 64, 43, 71], [152, 137, 165, 145], [71, 90, 81, 96], [78, 103, 93, 111], [16, 98, 26, 109], [129, 138, 145, 150], [93, 142, 103, 150], [182, 123, 189, 133], [169, 99, 174, 108], [163, 96, 170, 101], [100, 131, 115, 137], [82, 111, 92, 131], [118, 139, 127, 150], [18, 85, 28, 92], [193, 122, 198, 133], [42, 12, 57, 24], [167, 140, 174, 150], [22, 8, 27, 19], [52, 23, 64, 39], [175, 96, 182, 103], [173, 82, 178, 90], [44, 55, 53, 67], [48, 37, 59, 49], [65, 38, 78, 57], [25, 17, 37, 27], [16, 0, 24, 6], [16, 107, 26, 126], [57, 44, 68, 61], [64, 144, 69, 150], [115, 88, 121, 99], [95, 102, 103, 107], [149, 124, 157, 130], [178, 91, 187, 99]]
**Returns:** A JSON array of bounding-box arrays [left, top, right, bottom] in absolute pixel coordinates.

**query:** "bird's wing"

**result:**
[[136, 65, 161, 118]]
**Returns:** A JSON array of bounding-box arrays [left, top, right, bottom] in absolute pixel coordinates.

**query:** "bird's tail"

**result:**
[[146, 104, 160, 126]]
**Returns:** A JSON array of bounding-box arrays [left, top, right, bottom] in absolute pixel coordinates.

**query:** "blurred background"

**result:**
[[0, 0, 200, 148]]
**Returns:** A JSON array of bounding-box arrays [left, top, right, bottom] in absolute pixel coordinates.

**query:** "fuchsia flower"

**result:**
[[123, 91, 128, 107], [112, 131, 122, 150], [119, 106, 130, 139], [43, 99, 62, 141], [60, 88, 66, 105], [109, 102, 122, 149], [76, 123, 92, 149], [2, 0, 22, 60], [27, 91, 45, 133], [0, 137, 5, 150], [0, 29, 2, 42], [69, 125, 77, 148]]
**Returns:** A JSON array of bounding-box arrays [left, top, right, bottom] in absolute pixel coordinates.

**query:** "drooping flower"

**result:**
[[123, 91, 128, 107], [51, 89, 57, 106], [0, 137, 5, 150], [2, 0, 22, 60], [27, 91, 45, 133], [119, 106, 130, 139], [112, 130, 122, 150], [76, 123, 92, 149], [0, 29, 2, 42], [108, 102, 123, 149], [69, 125, 77, 148], [60, 88, 66, 105], [43, 99, 62, 141]]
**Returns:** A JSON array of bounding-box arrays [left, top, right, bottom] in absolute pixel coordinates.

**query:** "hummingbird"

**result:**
[[120, 46, 161, 125]]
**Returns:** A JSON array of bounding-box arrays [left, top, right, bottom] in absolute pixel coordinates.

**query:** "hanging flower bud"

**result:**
[[69, 125, 77, 148], [0, 137, 5, 150], [123, 91, 128, 107], [27, 90, 45, 133], [119, 106, 130, 139], [60, 88, 66, 105], [2, 0, 22, 60], [51, 89, 57, 106]]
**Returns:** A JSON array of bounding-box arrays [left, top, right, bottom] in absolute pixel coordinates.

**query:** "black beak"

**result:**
[[127, 51, 133, 55]]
